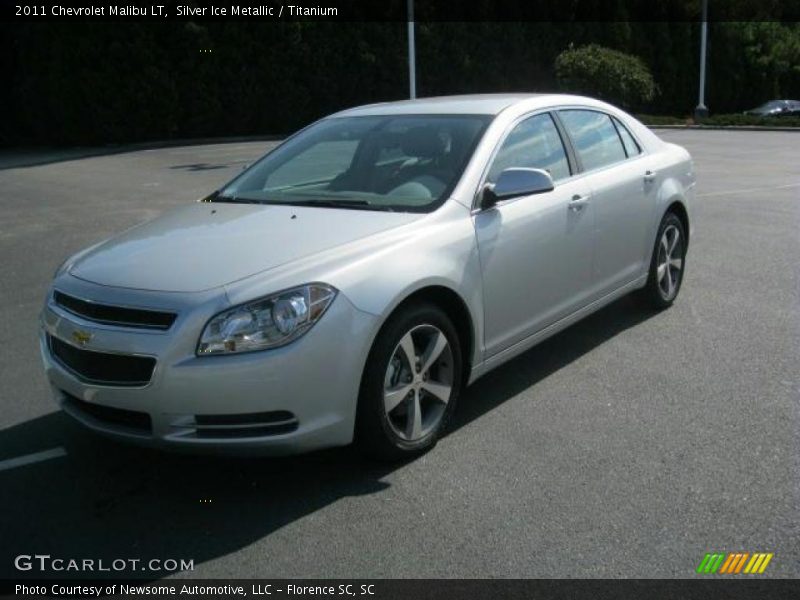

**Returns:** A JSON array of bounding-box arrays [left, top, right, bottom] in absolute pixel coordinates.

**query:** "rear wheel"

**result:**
[[356, 303, 462, 460], [640, 212, 687, 309]]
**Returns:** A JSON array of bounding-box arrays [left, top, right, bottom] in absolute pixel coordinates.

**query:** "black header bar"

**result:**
[[4, 0, 800, 23]]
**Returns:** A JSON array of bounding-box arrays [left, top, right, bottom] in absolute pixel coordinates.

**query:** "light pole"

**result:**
[[695, 0, 709, 120], [407, 0, 416, 99]]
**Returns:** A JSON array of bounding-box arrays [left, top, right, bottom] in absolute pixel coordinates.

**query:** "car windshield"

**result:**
[[217, 114, 491, 212]]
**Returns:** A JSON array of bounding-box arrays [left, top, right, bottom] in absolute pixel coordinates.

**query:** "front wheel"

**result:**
[[640, 211, 687, 309], [355, 303, 463, 460]]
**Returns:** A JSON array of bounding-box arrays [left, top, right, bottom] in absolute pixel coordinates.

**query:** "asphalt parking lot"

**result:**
[[0, 130, 797, 579]]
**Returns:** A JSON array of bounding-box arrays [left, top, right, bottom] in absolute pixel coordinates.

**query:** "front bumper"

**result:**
[[40, 276, 378, 455]]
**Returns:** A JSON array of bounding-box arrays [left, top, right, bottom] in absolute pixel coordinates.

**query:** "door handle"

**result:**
[[568, 194, 589, 212], [644, 170, 658, 182]]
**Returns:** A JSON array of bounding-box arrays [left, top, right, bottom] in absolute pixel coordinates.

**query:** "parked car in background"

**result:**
[[744, 99, 800, 117], [40, 94, 694, 459]]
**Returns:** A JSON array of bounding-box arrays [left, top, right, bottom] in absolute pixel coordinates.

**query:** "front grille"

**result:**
[[193, 411, 299, 438], [63, 392, 152, 434], [48, 334, 156, 387], [54, 291, 176, 330]]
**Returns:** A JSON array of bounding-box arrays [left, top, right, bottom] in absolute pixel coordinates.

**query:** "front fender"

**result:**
[[334, 206, 484, 370]]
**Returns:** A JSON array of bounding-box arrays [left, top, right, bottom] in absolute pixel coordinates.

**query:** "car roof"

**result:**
[[327, 93, 661, 151], [331, 93, 562, 117]]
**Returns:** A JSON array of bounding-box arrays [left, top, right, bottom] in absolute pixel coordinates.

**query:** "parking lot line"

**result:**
[[697, 182, 800, 197], [0, 447, 67, 472]]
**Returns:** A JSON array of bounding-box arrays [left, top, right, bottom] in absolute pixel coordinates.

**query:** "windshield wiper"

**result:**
[[288, 199, 391, 211], [212, 194, 262, 204], [212, 195, 394, 211]]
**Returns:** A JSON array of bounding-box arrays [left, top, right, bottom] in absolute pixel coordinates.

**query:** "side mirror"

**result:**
[[481, 167, 554, 209]]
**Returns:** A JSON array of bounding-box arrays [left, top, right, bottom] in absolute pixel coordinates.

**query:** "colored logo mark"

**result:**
[[696, 552, 774, 574]]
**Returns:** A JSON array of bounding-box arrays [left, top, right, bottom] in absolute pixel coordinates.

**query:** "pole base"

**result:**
[[694, 105, 709, 121]]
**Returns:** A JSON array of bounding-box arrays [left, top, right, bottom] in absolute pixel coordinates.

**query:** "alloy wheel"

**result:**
[[656, 224, 683, 301], [383, 324, 454, 442]]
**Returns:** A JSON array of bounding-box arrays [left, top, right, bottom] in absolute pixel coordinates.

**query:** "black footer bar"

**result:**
[[3, 579, 800, 600]]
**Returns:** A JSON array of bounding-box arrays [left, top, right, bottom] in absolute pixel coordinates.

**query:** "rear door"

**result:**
[[557, 109, 655, 297]]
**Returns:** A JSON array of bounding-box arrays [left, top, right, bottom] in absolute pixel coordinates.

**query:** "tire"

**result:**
[[639, 211, 687, 309], [355, 302, 463, 461]]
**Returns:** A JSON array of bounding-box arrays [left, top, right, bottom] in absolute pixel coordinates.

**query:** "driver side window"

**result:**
[[487, 113, 571, 184]]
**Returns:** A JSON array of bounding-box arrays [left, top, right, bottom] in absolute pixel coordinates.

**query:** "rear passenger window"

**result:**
[[613, 117, 641, 157], [487, 113, 571, 183], [559, 110, 626, 171]]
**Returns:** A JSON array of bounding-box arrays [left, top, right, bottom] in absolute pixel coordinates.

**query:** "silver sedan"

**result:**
[[40, 94, 694, 459]]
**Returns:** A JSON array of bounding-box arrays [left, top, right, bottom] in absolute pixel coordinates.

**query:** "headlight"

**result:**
[[197, 283, 337, 355]]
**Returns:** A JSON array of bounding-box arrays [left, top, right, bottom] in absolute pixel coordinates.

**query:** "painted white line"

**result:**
[[0, 447, 67, 472], [697, 182, 800, 198]]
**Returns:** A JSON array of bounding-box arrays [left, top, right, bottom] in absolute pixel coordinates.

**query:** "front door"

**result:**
[[474, 112, 594, 358]]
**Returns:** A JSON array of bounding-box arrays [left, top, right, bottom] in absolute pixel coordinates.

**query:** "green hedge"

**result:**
[[702, 114, 800, 127], [555, 44, 656, 109], [3, 18, 799, 147], [637, 114, 800, 127], [636, 115, 687, 126]]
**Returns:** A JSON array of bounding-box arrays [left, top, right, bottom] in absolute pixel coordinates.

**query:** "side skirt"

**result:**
[[467, 274, 647, 385]]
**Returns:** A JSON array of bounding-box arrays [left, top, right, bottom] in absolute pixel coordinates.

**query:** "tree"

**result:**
[[555, 44, 656, 109]]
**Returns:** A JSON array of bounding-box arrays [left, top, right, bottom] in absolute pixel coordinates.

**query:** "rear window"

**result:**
[[559, 110, 627, 172], [613, 117, 641, 157]]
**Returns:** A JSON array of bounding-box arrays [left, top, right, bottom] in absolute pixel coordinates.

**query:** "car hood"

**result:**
[[70, 203, 422, 292]]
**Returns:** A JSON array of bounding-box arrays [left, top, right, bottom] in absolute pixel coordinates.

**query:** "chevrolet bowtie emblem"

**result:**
[[71, 329, 93, 346]]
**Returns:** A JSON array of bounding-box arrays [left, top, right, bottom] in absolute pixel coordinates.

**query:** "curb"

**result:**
[[101, 133, 286, 150], [3, 125, 799, 170], [0, 134, 284, 170], [649, 125, 800, 132]]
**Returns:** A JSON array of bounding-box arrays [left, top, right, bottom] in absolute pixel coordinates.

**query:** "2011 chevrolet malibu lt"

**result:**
[[40, 94, 694, 459]]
